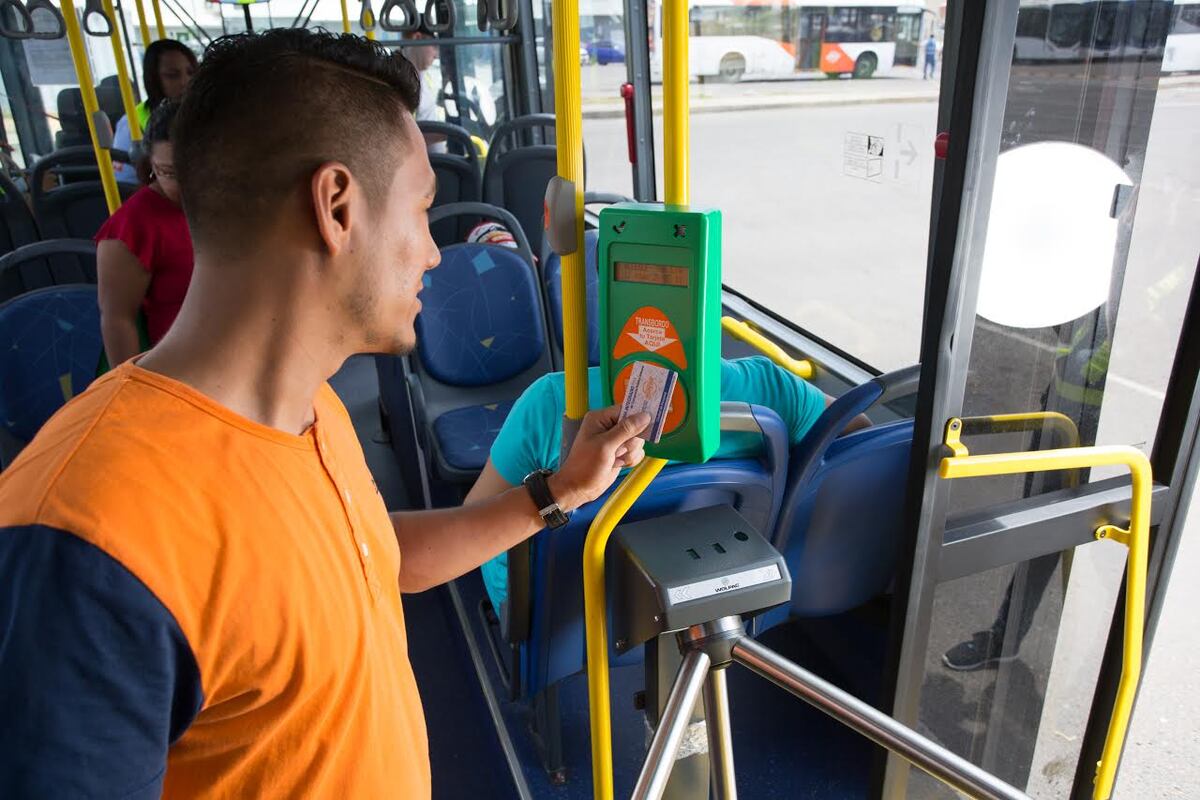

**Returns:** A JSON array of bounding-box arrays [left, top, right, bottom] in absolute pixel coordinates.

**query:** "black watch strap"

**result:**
[[523, 468, 569, 529]]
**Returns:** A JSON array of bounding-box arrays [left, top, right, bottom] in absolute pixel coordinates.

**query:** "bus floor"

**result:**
[[331, 355, 889, 799]]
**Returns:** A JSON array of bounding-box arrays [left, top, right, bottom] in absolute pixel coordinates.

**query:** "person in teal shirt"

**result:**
[[465, 356, 870, 613]]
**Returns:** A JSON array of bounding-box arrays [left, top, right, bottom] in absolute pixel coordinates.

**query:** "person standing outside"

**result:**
[[923, 33, 938, 79], [0, 29, 648, 798]]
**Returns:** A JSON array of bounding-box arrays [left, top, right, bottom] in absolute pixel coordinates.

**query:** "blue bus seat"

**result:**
[[541, 228, 600, 368], [420, 121, 483, 247], [484, 115, 586, 260], [399, 202, 553, 487], [0, 239, 98, 303], [0, 285, 102, 468], [32, 148, 137, 241], [504, 403, 789, 698], [756, 365, 920, 633], [0, 172, 40, 259]]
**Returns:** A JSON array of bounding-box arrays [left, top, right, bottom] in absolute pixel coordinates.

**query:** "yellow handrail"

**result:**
[[132, 0, 152, 45], [939, 417, 1150, 800], [662, 0, 688, 205], [61, 0, 121, 214], [150, 0, 165, 40], [582, 457, 666, 800], [101, 0, 142, 142], [551, 0, 587, 420], [340, 0, 350, 33], [721, 316, 813, 379]]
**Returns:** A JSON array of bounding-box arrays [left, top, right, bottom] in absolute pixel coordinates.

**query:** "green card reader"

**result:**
[[598, 203, 722, 463]]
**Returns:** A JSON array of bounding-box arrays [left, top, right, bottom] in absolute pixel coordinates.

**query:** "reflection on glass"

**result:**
[[913, 1, 1200, 796]]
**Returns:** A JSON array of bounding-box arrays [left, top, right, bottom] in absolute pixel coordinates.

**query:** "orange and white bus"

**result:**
[[648, 1, 931, 82]]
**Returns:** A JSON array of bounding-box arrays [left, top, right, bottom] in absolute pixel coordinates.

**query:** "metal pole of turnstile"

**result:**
[[702, 668, 737, 800], [632, 650, 711, 800], [732, 637, 1030, 800]]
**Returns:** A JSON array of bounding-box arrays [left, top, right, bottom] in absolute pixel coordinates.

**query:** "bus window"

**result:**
[[633, 2, 942, 371], [1047, 3, 1085, 49], [534, 0, 636, 198]]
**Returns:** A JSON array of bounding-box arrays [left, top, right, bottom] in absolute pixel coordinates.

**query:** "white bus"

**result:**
[[1011, 0, 1199, 70], [1165, 0, 1200, 72], [648, 1, 930, 83]]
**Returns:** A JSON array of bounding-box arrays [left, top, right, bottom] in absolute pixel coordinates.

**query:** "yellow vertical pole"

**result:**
[[101, 0, 142, 141], [551, 0, 587, 419], [582, 0, 688, 797], [132, 0, 151, 44], [340, 0, 351, 33], [662, 0, 689, 206], [150, 0, 166, 40], [61, 0, 122, 213]]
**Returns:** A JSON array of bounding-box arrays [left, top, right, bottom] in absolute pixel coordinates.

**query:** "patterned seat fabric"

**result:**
[[0, 285, 102, 444], [415, 244, 546, 387], [432, 400, 514, 472], [542, 228, 600, 366]]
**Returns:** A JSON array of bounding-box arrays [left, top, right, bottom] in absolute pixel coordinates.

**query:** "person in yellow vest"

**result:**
[[113, 40, 198, 185]]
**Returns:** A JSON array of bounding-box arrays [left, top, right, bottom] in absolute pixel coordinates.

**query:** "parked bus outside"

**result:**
[[648, 1, 932, 82]]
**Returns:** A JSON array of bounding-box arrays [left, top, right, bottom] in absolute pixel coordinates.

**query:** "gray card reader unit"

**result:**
[[610, 505, 791, 654]]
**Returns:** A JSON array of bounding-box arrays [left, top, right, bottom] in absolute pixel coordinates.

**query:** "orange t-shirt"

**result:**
[[0, 363, 429, 798]]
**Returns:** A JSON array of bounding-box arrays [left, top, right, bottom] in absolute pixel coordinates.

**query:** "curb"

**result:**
[[582, 92, 939, 119]]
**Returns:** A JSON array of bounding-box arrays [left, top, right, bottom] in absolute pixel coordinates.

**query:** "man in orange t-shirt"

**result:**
[[0, 30, 648, 798]]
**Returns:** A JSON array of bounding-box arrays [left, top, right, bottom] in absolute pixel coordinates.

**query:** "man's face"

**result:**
[[405, 33, 437, 72], [345, 114, 439, 355]]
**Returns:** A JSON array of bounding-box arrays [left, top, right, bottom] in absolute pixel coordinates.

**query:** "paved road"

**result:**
[[583, 77, 1200, 796]]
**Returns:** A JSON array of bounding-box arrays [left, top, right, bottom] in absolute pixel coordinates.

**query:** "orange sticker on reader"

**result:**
[[612, 306, 688, 369]]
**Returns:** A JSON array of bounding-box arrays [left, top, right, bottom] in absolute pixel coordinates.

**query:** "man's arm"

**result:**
[[391, 408, 649, 593], [0, 525, 203, 797], [823, 394, 872, 434]]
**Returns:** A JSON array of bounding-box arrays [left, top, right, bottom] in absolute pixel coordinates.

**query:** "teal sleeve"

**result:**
[[489, 373, 563, 486], [721, 357, 828, 446]]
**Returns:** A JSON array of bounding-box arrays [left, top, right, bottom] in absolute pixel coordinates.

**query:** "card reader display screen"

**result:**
[[614, 261, 689, 288]]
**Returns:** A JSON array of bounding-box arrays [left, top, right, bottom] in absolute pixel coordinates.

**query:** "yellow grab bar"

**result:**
[[101, 0, 142, 142], [939, 417, 1150, 800], [583, 456, 667, 800], [551, 0, 587, 420], [721, 316, 813, 379], [61, 0, 121, 214], [150, 0, 165, 41], [340, 0, 350, 32], [132, 0, 151, 45]]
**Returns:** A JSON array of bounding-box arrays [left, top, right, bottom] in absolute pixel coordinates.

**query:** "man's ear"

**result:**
[[311, 161, 356, 257]]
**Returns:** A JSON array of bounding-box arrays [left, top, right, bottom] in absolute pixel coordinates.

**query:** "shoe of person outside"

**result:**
[[942, 631, 1019, 671]]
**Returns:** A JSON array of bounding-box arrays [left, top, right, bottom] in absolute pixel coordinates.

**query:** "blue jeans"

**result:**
[[924, 58, 936, 78]]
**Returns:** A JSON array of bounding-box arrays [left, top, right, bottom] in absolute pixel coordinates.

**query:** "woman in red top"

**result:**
[[96, 101, 194, 366]]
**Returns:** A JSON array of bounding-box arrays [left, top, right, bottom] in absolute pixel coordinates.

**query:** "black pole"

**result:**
[[242, 3, 252, 31], [116, 0, 142, 102]]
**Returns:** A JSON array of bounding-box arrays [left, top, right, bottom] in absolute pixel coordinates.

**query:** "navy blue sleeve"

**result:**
[[0, 525, 204, 798]]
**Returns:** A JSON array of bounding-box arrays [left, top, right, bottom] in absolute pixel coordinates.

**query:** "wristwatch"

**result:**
[[523, 468, 570, 529]]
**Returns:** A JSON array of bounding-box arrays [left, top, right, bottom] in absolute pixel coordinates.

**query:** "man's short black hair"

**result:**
[[173, 29, 421, 250]]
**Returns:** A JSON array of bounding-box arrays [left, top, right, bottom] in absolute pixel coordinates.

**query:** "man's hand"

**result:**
[[548, 407, 651, 512]]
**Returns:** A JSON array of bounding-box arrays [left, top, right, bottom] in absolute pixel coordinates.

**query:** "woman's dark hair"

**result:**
[[142, 39, 198, 110], [136, 100, 181, 185]]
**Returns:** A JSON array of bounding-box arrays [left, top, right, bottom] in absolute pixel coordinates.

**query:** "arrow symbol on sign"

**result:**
[[901, 140, 918, 165], [627, 331, 677, 351]]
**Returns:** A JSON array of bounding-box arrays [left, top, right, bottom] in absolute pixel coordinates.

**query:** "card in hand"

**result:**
[[618, 361, 679, 444]]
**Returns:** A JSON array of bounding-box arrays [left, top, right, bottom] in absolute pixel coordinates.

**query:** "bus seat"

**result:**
[[0, 172, 40, 259], [0, 239, 97, 303], [483, 114, 587, 259], [756, 365, 921, 633], [419, 121, 482, 247], [403, 202, 552, 487], [541, 228, 600, 368], [32, 148, 137, 241], [501, 404, 789, 697], [0, 285, 102, 468]]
